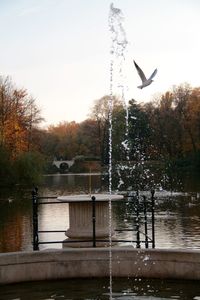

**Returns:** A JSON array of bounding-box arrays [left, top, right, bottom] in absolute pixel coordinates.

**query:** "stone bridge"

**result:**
[[53, 159, 75, 169]]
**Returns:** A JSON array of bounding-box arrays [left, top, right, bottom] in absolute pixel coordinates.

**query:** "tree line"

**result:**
[[0, 76, 200, 186]]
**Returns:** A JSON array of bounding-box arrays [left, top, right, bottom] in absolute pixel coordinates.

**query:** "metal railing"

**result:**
[[32, 188, 155, 250]]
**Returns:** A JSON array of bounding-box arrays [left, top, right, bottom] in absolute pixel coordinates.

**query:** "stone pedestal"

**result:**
[[57, 194, 123, 247]]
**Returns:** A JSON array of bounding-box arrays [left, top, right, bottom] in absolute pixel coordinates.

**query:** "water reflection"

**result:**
[[0, 174, 200, 252], [1, 278, 200, 299], [43, 173, 104, 194], [0, 192, 32, 252], [38, 202, 69, 250]]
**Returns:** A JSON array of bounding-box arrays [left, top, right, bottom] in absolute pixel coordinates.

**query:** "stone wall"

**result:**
[[1, 248, 200, 285]]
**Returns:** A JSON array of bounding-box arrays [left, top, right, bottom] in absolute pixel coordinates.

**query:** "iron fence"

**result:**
[[32, 188, 155, 250]]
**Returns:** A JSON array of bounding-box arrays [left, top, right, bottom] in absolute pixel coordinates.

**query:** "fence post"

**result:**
[[151, 189, 155, 248], [135, 191, 140, 248], [32, 187, 39, 250], [143, 195, 149, 248], [91, 196, 96, 247]]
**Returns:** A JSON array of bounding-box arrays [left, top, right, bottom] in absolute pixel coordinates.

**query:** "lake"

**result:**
[[0, 172, 200, 253]]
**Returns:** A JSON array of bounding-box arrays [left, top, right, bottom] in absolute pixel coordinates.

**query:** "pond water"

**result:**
[[1, 173, 200, 300], [1, 278, 200, 299], [0, 173, 200, 252]]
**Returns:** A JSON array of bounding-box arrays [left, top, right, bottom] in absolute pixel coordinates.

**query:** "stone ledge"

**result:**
[[1, 247, 200, 284]]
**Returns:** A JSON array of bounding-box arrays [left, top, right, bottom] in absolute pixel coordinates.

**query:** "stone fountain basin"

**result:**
[[1, 247, 200, 284]]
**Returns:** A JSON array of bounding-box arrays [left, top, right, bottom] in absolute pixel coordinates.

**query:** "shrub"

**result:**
[[44, 161, 60, 174], [69, 161, 88, 173], [13, 152, 45, 186]]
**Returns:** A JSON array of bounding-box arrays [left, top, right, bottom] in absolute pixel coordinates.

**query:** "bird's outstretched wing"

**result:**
[[133, 60, 147, 83], [149, 68, 157, 80]]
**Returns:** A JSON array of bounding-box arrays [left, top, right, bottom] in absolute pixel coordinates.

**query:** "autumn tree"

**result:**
[[187, 87, 200, 152], [144, 83, 200, 164], [38, 119, 101, 162], [32, 128, 59, 159], [0, 76, 44, 186], [47, 121, 80, 159], [0, 76, 42, 158]]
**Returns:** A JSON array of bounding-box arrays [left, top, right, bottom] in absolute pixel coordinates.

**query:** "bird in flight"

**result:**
[[133, 60, 157, 89]]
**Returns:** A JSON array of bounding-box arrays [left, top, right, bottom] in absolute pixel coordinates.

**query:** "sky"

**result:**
[[0, 0, 200, 127]]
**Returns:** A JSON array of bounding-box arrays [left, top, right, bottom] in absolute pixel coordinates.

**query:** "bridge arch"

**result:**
[[52, 159, 75, 170]]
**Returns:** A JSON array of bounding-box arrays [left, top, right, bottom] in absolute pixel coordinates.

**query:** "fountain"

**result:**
[[1, 3, 200, 300]]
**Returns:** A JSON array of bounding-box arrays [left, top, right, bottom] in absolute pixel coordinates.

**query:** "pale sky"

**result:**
[[0, 0, 200, 126]]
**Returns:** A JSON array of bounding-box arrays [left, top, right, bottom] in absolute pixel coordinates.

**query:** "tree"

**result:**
[[77, 119, 100, 157], [188, 87, 200, 152], [128, 99, 153, 160], [90, 95, 124, 164], [0, 76, 43, 158], [172, 84, 194, 153], [47, 121, 80, 159], [147, 92, 183, 159]]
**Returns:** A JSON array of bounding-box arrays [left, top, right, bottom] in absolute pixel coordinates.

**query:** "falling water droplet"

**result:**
[[108, 3, 128, 299]]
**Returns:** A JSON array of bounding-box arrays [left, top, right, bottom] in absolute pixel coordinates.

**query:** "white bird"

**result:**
[[133, 60, 157, 89]]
